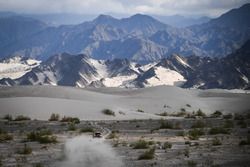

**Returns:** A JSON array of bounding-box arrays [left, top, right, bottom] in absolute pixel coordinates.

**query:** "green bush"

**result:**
[[212, 138, 222, 146], [138, 148, 155, 160], [196, 109, 206, 117], [137, 109, 144, 113], [209, 127, 230, 135], [27, 130, 57, 144], [14, 115, 31, 121], [0, 129, 13, 142], [239, 137, 250, 146], [133, 139, 149, 149], [163, 142, 172, 149], [160, 120, 173, 129], [61, 116, 80, 124], [223, 114, 233, 119], [212, 110, 222, 117], [49, 113, 60, 121], [191, 120, 205, 128], [80, 127, 94, 133], [102, 109, 115, 116], [223, 120, 234, 128], [234, 113, 244, 120], [3, 114, 12, 121], [107, 132, 118, 139], [17, 144, 32, 154], [188, 129, 205, 140], [68, 123, 77, 131], [187, 160, 197, 167]]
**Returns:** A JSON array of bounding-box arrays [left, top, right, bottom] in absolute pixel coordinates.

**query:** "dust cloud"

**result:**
[[58, 135, 123, 167]]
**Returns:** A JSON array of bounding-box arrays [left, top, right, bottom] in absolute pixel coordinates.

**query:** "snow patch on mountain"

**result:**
[[0, 57, 40, 79], [144, 66, 186, 87]]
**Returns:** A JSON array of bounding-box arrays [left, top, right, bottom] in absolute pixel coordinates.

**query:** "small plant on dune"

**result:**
[[186, 104, 191, 107], [49, 113, 60, 121], [14, 115, 31, 121], [137, 109, 144, 113], [223, 120, 234, 128], [237, 120, 247, 128], [138, 148, 155, 160], [157, 112, 168, 116], [223, 113, 233, 119], [102, 109, 115, 116]]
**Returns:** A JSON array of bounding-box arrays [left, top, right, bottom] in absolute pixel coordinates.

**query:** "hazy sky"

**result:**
[[0, 0, 249, 17]]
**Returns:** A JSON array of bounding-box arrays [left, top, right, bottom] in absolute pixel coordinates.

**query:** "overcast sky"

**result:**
[[0, 0, 249, 17]]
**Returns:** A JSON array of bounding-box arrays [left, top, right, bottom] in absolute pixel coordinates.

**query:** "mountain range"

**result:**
[[0, 4, 249, 63], [0, 39, 249, 89]]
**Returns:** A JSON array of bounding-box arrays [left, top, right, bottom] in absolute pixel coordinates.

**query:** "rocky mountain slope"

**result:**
[[0, 39, 249, 89], [0, 4, 249, 62]]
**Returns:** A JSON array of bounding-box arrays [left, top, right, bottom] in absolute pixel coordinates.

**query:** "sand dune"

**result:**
[[0, 86, 249, 120]]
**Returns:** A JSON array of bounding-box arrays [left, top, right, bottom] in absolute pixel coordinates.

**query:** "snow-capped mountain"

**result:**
[[0, 39, 249, 89], [0, 56, 40, 80]]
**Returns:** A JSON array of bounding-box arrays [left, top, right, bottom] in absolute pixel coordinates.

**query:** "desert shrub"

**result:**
[[181, 108, 186, 112], [186, 104, 191, 107], [188, 129, 205, 140], [61, 116, 80, 124], [223, 114, 233, 119], [102, 109, 115, 116], [191, 120, 205, 128], [196, 109, 206, 117], [234, 113, 244, 120], [185, 141, 191, 145], [209, 127, 230, 135], [176, 131, 185, 136], [184, 148, 190, 157], [239, 137, 250, 146], [157, 112, 168, 116], [160, 120, 173, 129], [163, 142, 172, 149], [138, 148, 155, 160], [237, 120, 247, 128], [212, 110, 222, 117], [137, 109, 144, 113], [34, 163, 44, 167], [107, 132, 118, 139], [0, 129, 13, 142], [212, 138, 222, 146], [68, 123, 77, 131], [174, 111, 187, 117], [223, 120, 234, 128], [3, 114, 12, 121], [14, 115, 31, 121], [27, 130, 57, 144], [17, 144, 32, 154], [187, 160, 197, 167], [49, 113, 60, 121], [80, 127, 94, 133], [133, 139, 149, 149]]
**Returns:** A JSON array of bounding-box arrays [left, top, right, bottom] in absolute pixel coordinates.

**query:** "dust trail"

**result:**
[[57, 135, 123, 167]]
